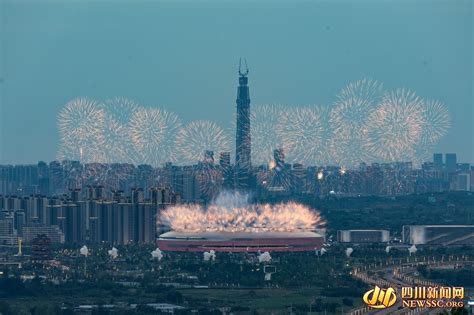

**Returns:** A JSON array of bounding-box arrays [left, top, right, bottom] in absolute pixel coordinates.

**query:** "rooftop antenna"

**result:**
[[239, 58, 249, 77]]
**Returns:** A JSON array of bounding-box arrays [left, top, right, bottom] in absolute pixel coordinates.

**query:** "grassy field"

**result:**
[[0, 287, 364, 314]]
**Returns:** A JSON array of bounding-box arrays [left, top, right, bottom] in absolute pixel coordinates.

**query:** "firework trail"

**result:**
[[56, 144, 107, 165], [159, 191, 325, 233], [366, 89, 425, 162], [175, 120, 230, 165], [57, 98, 106, 163], [277, 106, 333, 165], [128, 108, 181, 166], [330, 79, 384, 167], [419, 99, 451, 145]]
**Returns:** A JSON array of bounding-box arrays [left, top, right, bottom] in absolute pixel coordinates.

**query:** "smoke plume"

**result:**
[[258, 251, 272, 263], [345, 247, 353, 257], [159, 191, 324, 233], [108, 247, 118, 259], [80, 245, 89, 256], [151, 248, 163, 261], [203, 250, 216, 261]]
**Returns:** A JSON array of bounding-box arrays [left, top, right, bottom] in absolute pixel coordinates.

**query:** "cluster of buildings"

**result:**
[[0, 187, 179, 246], [0, 152, 472, 202], [1, 68, 473, 200], [0, 64, 472, 251], [337, 225, 474, 246], [1, 188, 473, 250]]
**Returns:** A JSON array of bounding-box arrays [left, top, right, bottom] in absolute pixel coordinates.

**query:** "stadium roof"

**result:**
[[159, 231, 322, 241]]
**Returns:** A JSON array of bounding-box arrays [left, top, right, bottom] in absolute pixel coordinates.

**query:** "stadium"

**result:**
[[157, 231, 325, 253]]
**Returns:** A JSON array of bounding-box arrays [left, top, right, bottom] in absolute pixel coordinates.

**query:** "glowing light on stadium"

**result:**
[[159, 192, 324, 233]]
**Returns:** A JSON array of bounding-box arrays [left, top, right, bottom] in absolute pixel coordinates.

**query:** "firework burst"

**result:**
[[366, 89, 425, 162], [100, 115, 134, 163], [98, 97, 141, 164], [175, 120, 230, 165], [419, 99, 451, 145], [277, 106, 332, 165], [250, 105, 285, 165], [128, 108, 181, 166], [100, 97, 139, 125], [330, 79, 384, 166], [56, 77, 451, 169], [159, 191, 324, 233], [336, 78, 384, 103], [57, 98, 106, 162]]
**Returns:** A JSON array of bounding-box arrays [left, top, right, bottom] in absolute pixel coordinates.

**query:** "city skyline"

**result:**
[[1, 152, 472, 200], [1, 0, 472, 164], [0, 2, 473, 314], [50, 73, 453, 169]]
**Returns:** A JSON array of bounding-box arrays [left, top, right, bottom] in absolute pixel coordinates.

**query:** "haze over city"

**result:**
[[0, 1, 473, 314], [1, 0, 472, 164]]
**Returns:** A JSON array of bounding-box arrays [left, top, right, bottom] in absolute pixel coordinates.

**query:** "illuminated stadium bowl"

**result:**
[[157, 231, 324, 253]]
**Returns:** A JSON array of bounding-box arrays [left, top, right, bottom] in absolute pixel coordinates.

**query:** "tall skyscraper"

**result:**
[[446, 153, 457, 172], [235, 59, 252, 189], [433, 153, 443, 169]]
